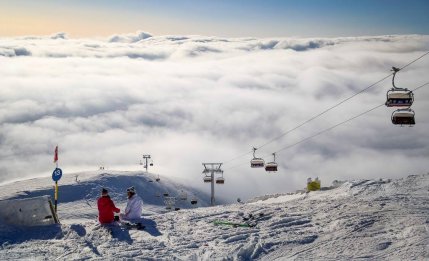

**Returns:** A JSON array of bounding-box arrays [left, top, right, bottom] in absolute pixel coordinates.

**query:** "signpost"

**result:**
[[52, 146, 62, 213]]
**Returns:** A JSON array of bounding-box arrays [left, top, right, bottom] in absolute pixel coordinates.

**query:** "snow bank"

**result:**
[[0, 172, 427, 260]]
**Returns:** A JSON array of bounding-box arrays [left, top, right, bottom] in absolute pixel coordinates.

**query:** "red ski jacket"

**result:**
[[97, 195, 120, 224]]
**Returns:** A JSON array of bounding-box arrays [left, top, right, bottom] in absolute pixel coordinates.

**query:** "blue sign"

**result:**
[[52, 168, 62, 182]]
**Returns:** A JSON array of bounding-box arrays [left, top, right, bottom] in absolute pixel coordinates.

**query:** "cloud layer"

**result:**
[[1, 32, 429, 201]]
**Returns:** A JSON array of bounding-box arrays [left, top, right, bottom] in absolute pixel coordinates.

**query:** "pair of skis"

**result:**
[[213, 212, 265, 228], [123, 222, 145, 230], [213, 220, 256, 228]]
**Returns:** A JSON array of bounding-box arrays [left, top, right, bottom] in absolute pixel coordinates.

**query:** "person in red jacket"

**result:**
[[97, 188, 120, 224]]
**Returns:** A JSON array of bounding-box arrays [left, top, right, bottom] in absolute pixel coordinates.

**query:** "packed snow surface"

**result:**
[[0, 171, 428, 260]]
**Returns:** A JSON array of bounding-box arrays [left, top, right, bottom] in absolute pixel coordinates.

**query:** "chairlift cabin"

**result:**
[[203, 176, 212, 183], [386, 90, 414, 107], [190, 198, 198, 205], [216, 177, 225, 184], [150, 160, 154, 166], [250, 147, 265, 168], [265, 153, 278, 172], [265, 162, 278, 172], [179, 190, 188, 200], [215, 170, 225, 184], [156, 175, 160, 182], [391, 109, 415, 126], [164, 196, 176, 210], [163, 192, 169, 197], [385, 67, 414, 107], [251, 158, 265, 168]]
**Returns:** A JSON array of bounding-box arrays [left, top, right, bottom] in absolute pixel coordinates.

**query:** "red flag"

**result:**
[[54, 146, 58, 163]]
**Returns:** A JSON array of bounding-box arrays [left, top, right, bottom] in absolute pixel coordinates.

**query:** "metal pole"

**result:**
[[211, 169, 215, 206], [202, 163, 222, 207], [54, 181, 58, 213], [55, 159, 58, 212], [143, 154, 151, 172]]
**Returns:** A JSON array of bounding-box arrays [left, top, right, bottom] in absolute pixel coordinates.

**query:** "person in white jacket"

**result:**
[[120, 186, 143, 222]]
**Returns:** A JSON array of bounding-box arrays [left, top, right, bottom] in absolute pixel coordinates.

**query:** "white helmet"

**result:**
[[127, 186, 136, 194]]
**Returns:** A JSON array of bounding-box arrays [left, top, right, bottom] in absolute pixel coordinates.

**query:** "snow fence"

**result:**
[[0, 195, 59, 226]]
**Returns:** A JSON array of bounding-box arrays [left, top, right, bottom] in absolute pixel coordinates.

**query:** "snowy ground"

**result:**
[[0, 171, 428, 260]]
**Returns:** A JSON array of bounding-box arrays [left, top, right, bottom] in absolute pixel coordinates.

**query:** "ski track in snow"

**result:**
[[0, 171, 428, 260]]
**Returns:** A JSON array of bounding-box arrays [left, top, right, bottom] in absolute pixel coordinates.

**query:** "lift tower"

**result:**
[[142, 155, 151, 172], [202, 163, 223, 206]]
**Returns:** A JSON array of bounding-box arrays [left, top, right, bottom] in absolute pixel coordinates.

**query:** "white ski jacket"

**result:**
[[124, 194, 143, 220]]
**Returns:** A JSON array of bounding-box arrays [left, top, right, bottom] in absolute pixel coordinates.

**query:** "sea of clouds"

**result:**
[[1, 32, 428, 201]]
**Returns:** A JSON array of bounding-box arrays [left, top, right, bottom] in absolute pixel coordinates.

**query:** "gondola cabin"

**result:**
[[216, 177, 225, 184], [392, 109, 415, 126], [385, 90, 414, 107], [250, 158, 265, 168], [265, 162, 278, 172]]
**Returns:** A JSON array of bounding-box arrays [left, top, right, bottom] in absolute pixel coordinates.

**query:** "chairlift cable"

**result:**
[[225, 81, 429, 170], [255, 51, 429, 150], [222, 50, 429, 165], [223, 150, 254, 164]]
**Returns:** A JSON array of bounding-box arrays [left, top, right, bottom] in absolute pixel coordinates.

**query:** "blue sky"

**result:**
[[1, 0, 429, 37]]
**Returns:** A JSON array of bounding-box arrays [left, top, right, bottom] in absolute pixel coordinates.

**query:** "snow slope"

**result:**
[[0, 170, 212, 223], [0, 171, 428, 260]]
